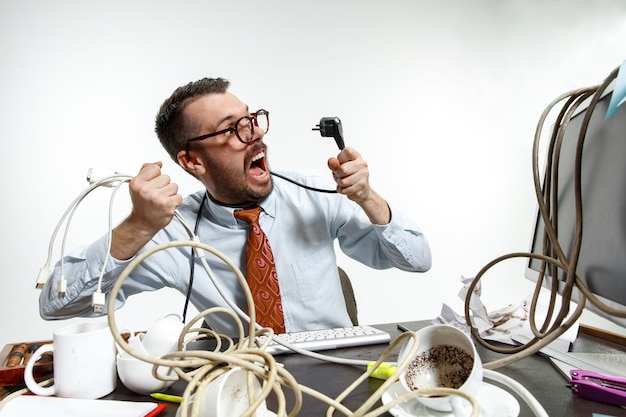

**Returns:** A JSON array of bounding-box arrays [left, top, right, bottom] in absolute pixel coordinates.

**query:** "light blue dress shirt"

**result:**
[[40, 170, 431, 336]]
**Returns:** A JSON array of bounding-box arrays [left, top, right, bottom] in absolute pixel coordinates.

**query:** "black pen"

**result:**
[[396, 323, 412, 332]]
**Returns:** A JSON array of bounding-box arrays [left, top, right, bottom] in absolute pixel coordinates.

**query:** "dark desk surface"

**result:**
[[105, 321, 626, 417]]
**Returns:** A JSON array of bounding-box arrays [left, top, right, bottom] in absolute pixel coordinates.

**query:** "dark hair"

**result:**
[[155, 77, 230, 163]]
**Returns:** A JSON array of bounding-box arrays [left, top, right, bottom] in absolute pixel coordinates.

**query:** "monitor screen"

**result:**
[[525, 86, 626, 328]]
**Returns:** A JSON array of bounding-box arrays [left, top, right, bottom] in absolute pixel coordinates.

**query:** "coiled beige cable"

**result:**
[[107, 239, 480, 417]]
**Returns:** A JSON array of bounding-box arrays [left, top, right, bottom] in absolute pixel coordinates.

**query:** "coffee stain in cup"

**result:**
[[405, 344, 473, 391]]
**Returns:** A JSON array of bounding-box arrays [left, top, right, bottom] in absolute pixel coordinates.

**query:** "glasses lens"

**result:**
[[254, 110, 269, 134], [235, 117, 254, 142], [234, 110, 269, 143]]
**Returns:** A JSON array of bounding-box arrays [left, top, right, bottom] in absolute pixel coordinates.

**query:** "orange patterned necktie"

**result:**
[[234, 206, 286, 333]]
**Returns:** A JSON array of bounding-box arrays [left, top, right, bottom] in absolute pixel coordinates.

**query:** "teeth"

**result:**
[[252, 152, 264, 162]]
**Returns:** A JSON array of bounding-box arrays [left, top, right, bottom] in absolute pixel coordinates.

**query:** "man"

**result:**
[[39, 77, 431, 336]]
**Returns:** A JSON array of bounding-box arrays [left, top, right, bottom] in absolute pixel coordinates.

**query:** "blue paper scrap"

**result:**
[[605, 60, 626, 120]]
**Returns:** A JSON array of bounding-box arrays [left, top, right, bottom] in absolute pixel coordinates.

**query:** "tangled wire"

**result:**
[[107, 240, 480, 417], [464, 65, 626, 370]]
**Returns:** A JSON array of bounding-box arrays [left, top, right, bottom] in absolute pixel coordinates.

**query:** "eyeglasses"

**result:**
[[186, 109, 270, 146]]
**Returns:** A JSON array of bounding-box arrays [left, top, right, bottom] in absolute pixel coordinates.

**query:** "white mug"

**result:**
[[141, 313, 184, 357], [397, 324, 483, 417], [24, 321, 117, 399]]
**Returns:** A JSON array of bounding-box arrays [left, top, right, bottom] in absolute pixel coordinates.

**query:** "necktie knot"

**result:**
[[234, 206, 262, 224]]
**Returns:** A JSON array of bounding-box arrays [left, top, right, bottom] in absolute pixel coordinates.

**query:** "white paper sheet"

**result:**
[[0, 395, 161, 417]]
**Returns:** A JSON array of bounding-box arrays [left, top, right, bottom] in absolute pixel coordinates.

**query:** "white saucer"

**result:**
[[381, 381, 520, 417]]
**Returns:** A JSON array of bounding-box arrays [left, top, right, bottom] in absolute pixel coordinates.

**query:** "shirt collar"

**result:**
[[203, 188, 277, 227]]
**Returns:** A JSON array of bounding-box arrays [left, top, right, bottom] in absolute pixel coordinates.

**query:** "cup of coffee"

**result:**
[[397, 324, 483, 416], [24, 321, 117, 399]]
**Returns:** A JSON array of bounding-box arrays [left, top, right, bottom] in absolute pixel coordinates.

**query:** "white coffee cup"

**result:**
[[118, 327, 150, 359], [176, 367, 269, 417], [141, 313, 184, 357], [397, 324, 483, 417], [116, 353, 174, 394], [24, 321, 117, 399]]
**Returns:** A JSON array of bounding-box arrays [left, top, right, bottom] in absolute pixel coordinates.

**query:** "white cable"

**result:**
[[92, 178, 130, 312], [58, 175, 132, 297], [46, 173, 133, 268], [98, 179, 130, 291], [483, 369, 549, 417], [174, 211, 196, 239], [36, 172, 133, 290]]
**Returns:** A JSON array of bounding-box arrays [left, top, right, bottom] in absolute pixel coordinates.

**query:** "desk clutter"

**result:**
[[0, 341, 52, 387]]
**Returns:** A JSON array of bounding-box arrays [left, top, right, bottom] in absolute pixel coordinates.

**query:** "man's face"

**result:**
[[184, 92, 273, 206]]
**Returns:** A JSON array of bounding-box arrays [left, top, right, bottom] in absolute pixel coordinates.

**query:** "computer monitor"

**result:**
[[525, 82, 626, 330]]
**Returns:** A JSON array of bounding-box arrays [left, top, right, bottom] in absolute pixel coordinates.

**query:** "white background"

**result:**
[[1, 0, 625, 345]]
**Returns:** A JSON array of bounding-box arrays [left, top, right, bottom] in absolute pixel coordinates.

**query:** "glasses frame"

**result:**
[[185, 109, 270, 148]]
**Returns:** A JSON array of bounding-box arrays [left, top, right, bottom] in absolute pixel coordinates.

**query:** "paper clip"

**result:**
[[569, 369, 626, 407]]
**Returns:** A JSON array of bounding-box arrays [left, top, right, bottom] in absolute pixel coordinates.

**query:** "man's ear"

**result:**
[[177, 149, 206, 176]]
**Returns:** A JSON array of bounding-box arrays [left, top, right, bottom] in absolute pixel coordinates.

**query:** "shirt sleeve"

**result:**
[[38, 234, 163, 320], [337, 201, 432, 272]]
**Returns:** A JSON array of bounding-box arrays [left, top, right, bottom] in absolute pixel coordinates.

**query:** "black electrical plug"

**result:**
[[312, 117, 345, 150]]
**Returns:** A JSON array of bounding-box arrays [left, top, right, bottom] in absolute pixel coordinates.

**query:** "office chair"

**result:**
[[338, 267, 358, 326]]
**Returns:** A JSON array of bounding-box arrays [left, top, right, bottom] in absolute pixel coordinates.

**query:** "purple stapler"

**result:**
[[570, 369, 626, 407]]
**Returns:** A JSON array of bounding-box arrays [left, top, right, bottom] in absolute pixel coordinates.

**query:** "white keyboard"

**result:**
[[258, 325, 391, 355]]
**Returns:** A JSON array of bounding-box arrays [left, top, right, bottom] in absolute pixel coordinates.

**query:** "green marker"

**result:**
[[151, 392, 183, 403]]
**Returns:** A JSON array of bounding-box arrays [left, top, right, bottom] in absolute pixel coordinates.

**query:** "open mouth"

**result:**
[[248, 150, 269, 181]]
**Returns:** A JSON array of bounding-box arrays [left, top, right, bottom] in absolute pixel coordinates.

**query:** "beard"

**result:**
[[199, 145, 273, 206]]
